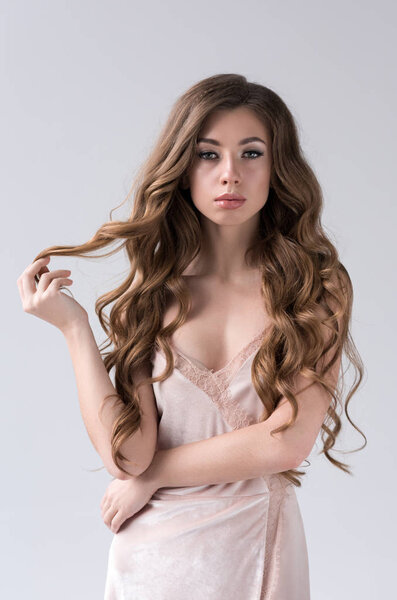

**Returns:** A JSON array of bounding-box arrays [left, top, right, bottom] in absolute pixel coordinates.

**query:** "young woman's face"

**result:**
[[185, 106, 272, 225]]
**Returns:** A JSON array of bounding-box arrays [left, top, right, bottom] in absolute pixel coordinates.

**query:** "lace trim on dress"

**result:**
[[259, 475, 294, 599], [167, 330, 265, 430]]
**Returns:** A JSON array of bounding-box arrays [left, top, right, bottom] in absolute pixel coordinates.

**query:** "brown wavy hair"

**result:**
[[32, 73, 366, 486]]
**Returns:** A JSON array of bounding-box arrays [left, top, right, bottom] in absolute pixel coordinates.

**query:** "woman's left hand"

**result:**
[[100, 474, 158, 534]]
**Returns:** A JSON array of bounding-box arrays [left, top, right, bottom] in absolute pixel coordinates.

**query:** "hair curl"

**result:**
[[32, 73, 366, 486]]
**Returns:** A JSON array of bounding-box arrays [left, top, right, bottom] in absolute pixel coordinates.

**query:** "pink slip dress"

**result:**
[[104, 330, 310, 599]]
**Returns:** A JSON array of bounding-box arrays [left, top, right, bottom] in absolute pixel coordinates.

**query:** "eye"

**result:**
[[197, 150, 264, 160], [243, 150, 263, 159], [197, 151, 217, 160]]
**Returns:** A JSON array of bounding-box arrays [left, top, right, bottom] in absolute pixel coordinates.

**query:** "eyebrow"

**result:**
[[197, 136, 267, 146]]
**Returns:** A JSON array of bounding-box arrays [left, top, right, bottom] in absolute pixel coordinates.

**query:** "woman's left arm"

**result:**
[[102, 419, 293, 532], [141, 300, 343, 490], [102, 303, 342, 532], [142, 418, 301, 490], [102, 359, 341, 533], [101, 360, 340, 533], [140, 353, 340, 490]]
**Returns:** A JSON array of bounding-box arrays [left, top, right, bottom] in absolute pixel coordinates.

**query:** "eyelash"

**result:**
[[197, 150, 264, 160]]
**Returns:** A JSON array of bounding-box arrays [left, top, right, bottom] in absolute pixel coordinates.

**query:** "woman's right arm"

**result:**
[[62, 322, 158, 480], [17, 256, 158, 480]]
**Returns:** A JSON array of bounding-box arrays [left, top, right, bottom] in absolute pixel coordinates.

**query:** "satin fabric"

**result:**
[[104, 332, 310, 599]]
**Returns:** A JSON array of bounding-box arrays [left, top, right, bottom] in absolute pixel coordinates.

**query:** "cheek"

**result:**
[[253, 165, 271, 187], [192, 162, 212, 176], [189, 166, 213, 192]]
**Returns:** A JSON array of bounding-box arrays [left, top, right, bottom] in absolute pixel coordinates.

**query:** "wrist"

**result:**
[[61, 317, 91, 340]]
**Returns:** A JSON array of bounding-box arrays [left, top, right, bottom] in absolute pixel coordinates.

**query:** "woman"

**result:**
[[17, 73, 366, 599]]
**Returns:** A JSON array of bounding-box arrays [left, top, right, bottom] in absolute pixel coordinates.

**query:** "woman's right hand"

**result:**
[[17, 256, 89, 334]]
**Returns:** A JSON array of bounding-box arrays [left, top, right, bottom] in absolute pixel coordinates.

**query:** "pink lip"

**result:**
[[215, 193, 246, 201], [214, 196, 246, 210]]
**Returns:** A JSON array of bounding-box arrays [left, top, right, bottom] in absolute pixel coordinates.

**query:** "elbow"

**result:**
[[104, 459, 141, 480], [102, 429, 157, 480], [106, 452, 155, 480], [273, 447, 307, 473], [289, 448, 309, 470], [134, 449, 157, 476], [114, 470, 135, 480], [117, 461, 151, 479], [107, 464, 141, 480]]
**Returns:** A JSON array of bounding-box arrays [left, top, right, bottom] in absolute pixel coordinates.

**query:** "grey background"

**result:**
[[2, 1, 396, 598]]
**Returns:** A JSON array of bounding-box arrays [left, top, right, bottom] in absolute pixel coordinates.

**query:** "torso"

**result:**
[[161, 272, 273, 372]]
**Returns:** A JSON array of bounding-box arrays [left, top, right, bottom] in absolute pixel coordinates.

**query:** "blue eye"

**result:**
[[198, 151, 217, 160], [244, 150, 263, 159], [198, 150, 263, 160]]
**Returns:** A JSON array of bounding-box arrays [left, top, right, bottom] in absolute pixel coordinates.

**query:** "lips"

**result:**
[[214, 194, 246, 210], [215, 193, 246, 201]]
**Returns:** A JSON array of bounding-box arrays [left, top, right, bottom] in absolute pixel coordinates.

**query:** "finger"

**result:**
[[110, 509, 131, 534], [37, 270, 72, 294], [103, 505, 118, 528], [100, 498, 111, 518], [100, 491, 113, 508], [18, 257, 50, 298], [100, 494, 112, 511], [110, 512, 123, 534]]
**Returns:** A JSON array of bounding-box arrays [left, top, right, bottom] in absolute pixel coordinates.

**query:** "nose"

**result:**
[[220, 155, 241, 186]]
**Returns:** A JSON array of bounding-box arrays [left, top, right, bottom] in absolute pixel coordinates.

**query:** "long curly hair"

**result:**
[[32, 73, 366, 486]]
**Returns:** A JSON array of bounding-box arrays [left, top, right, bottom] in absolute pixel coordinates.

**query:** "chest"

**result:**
[[161, 276, 272, 372]]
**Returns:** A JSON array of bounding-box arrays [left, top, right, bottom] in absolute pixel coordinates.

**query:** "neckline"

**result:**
[[170, 328, 266, 375]]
